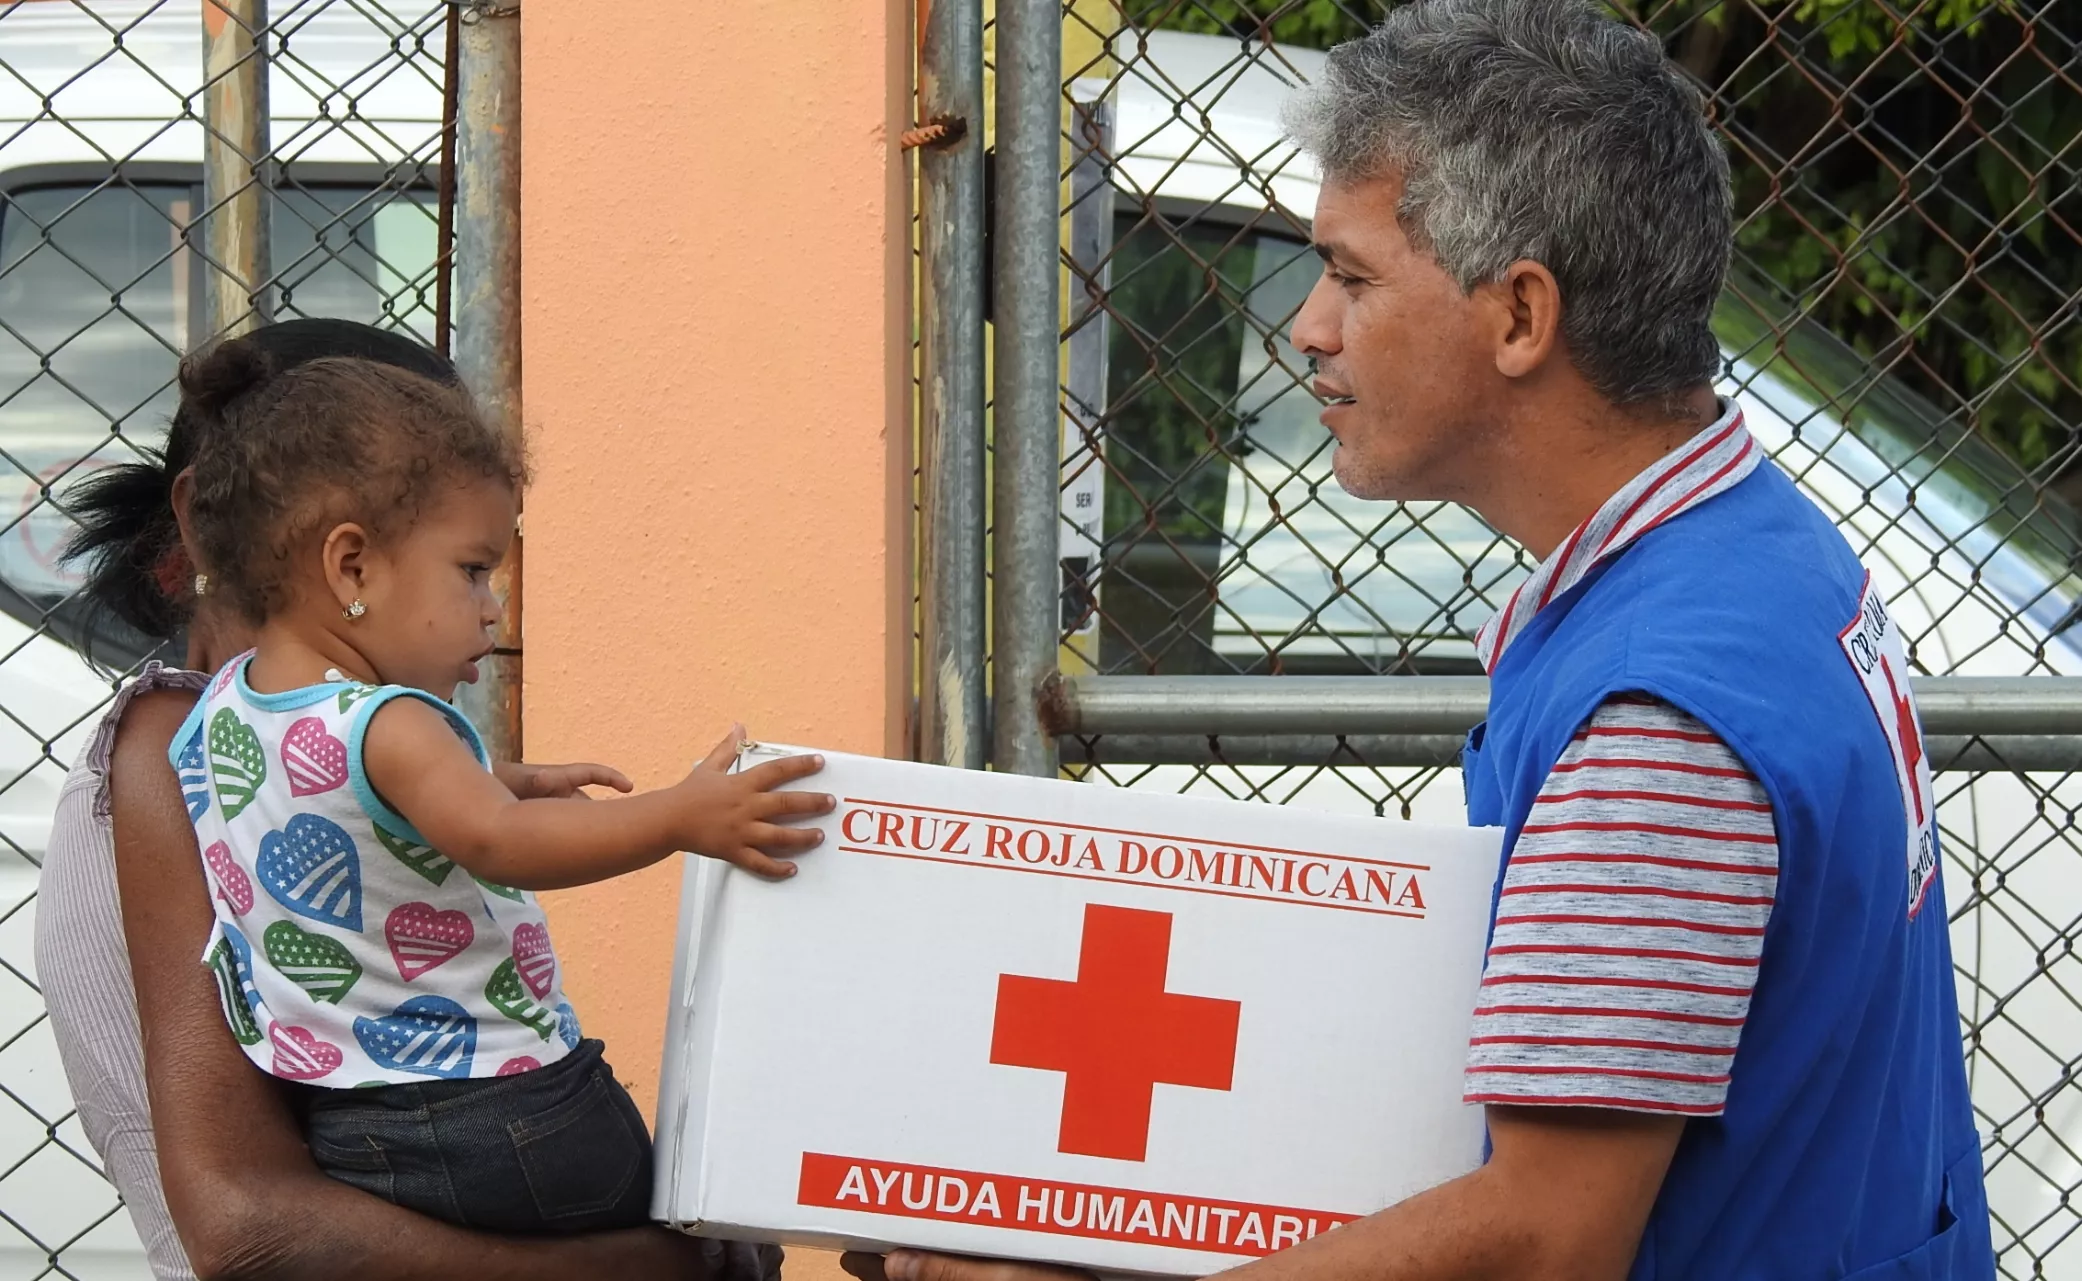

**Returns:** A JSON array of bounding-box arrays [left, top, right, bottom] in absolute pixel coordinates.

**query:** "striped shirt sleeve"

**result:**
[[1463, 694, 1779, 1116]]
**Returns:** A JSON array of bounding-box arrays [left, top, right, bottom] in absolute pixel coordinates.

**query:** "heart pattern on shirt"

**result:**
[[208, 708, 267, 820], [373, 824, 456, 886], [204, 840, 253, 915], [269, 1022, 343, 1081], [336, 684, 379, 714], [211, 653, 249, 698], [257, 813, 363, 931], [473, 874, 526, 902], [207, 928, 262, 1046], [555, 1001, 581, 1050], [386, 902, 475, 980], [177, 727, 210, 821], [282, 716, 349, 796], [355, 996, 477, 1079], [511, 923, 556, 998], [263, 920, 362, 1003], [483, 959, 559, 1040], [497, 1056, 541, 1076]]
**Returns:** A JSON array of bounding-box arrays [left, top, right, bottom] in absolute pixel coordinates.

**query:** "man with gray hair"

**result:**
[[850, 1, 1992, 1278]]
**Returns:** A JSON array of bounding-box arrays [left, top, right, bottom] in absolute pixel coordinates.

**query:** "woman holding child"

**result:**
[[37, 318, 818, 1279]]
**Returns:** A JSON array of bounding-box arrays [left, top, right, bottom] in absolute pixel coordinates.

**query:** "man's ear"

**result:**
[[1481, 259, 1564, 382]]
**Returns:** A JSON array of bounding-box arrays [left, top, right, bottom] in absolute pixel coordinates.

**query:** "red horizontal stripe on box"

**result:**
[[840, 797, 1429, 872], [796, 1152, 1355, 1260]]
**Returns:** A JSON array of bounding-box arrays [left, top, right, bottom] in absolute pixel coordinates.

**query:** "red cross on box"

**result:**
[[990, 903, 1242, 1162]]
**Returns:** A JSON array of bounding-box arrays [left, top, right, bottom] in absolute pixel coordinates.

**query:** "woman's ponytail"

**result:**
[[57, 319, 457, 653], [59, 338, 277, 644], [60, 455, 186, 641]]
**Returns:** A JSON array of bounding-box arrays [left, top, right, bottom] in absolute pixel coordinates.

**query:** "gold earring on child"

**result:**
[[343, 599, 367, 620], [193, 573, 208, 597]]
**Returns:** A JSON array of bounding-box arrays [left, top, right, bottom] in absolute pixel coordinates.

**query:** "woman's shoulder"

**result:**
[[92, 665, 208, 809]]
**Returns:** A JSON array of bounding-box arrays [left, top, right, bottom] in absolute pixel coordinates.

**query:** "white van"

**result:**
[[0, 7, 2072, 1277]]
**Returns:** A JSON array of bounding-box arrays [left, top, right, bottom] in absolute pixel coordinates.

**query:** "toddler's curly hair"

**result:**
[[183, 339, 525, 625]]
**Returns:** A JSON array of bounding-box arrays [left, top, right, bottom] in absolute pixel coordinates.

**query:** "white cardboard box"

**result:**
[[653, 746, 1504, 1277]]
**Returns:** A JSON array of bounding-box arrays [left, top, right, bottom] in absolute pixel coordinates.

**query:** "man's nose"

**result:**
[[1291, 273, 1341, 358]]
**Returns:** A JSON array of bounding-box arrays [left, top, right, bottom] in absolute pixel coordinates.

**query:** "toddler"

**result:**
[[170, 338, 830, 1233]]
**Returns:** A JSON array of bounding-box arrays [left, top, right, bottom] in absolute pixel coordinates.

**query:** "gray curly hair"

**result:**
[[1283, 0, 1732, 411]]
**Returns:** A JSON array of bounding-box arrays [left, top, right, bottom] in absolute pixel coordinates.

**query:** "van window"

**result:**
[[1091, 212, 2082, 677], [0, 178, 438, 665]]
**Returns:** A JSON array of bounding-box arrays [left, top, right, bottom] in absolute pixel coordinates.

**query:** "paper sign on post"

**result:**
[[653, 746, 1504, 1277]]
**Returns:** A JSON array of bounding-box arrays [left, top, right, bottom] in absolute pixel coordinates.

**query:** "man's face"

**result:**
[[1291, 173, 1500, 502]]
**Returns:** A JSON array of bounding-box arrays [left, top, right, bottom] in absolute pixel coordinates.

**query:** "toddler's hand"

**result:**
[[674, 726, 833, 878], [496, 760, 635, 799]]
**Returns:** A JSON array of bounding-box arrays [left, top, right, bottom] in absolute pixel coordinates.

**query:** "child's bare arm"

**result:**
[[361, 698, 831, 890], [493, 760, 632, 799]]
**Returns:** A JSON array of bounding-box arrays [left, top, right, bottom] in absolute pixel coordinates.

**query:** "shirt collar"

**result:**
[[1476, 401, 1761, 674]]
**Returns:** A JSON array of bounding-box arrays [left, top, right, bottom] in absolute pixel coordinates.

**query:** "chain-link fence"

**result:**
[[1034, 1, 2080, 1276], [4, 0, 2077, 1274], [0, 0, 451, 1272]]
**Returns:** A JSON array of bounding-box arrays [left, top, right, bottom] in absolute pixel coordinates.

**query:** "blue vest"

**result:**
[[1462, 462, 1993, 1279]]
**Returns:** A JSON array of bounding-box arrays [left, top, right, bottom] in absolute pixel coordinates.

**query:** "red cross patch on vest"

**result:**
[[1839, 574, 1940, 918]]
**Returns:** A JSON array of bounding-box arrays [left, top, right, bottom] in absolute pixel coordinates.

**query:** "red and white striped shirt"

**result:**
[[1466, 405, 1775, 1116]]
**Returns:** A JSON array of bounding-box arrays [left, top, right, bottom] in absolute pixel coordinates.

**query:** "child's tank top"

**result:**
[[173, 652, 580, 1086]]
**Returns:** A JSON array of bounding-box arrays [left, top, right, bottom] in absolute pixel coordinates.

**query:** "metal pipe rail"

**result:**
[[1047, 676, 2082, 771], [990, 0, 1062, 777]]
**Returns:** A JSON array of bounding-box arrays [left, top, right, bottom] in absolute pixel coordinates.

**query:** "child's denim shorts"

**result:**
[[301, 1037, 652, 1233]]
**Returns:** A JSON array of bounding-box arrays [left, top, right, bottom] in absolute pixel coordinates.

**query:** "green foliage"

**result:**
[[1122, 0, 1390, 45], [1120, 0, 2082, 475]]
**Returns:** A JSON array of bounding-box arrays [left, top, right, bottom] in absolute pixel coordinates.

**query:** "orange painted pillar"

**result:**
[[519, 9, 910, 1276]]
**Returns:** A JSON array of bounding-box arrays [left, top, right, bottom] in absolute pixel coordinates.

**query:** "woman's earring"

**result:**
[[342, 599, 367, 621], [192, 574, 208, 597]]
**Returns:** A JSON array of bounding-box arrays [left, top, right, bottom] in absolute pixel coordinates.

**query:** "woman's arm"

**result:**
[[109, 687, 715, 1281]]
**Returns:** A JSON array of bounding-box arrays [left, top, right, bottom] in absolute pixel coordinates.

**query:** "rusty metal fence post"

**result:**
[[450, 0, 523, 763], [200, 0, 271, 337], [917, 0, 988, 771]]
